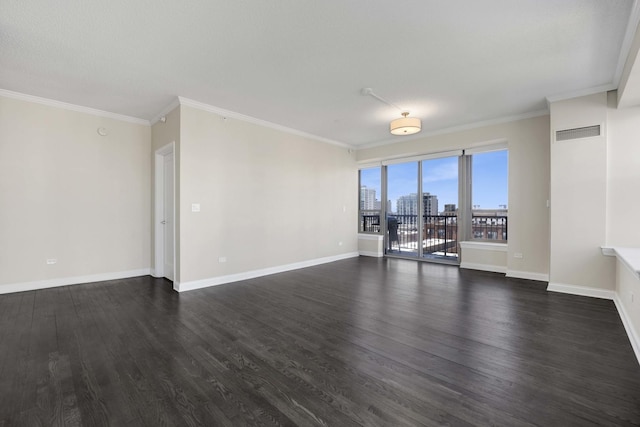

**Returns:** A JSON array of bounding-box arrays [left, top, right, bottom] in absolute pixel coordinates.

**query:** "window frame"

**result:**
[[465, 144, 508, 243], [357, 144, 509, 247], [358, 165, 383, 235]]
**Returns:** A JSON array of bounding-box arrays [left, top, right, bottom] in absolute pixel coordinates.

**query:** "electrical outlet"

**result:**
[[514, 253, 523, 259], [632, 292, 635, 303], [46, 258, 57, 265], [218, 256, 227, 263]]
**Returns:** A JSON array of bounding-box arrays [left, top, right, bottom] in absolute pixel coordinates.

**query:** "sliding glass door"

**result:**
[[422, 156, 459, 261], [386, 162, 419, 257], [384, 154, 460, 262]]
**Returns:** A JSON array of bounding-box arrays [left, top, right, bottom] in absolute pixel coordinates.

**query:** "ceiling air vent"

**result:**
[[555, 125, 600, 141]]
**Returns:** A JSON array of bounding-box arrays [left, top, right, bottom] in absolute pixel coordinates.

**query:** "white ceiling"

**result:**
[[1, 0, 638, 147]]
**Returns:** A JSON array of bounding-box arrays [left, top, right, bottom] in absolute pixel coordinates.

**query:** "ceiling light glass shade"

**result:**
[[390, 112, 421, 135]]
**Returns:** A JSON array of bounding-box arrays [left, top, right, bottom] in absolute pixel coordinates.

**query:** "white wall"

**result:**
[[357, 115, 551, 280], [549, 92, 614, 291], [606, 97, 640, 246], [0, 95, 151, 289], [177, 104, 358, 286]]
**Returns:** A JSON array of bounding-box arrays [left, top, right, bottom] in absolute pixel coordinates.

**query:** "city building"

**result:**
[[396, 193, 418, 216], [471, 208, 508, 241], [423, 193, 438, 217], [396, 192, 438, 216], [359, 186, 377, 210]]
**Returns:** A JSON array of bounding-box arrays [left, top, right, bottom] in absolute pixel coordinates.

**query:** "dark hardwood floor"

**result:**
[[1, 257, 639, 426]]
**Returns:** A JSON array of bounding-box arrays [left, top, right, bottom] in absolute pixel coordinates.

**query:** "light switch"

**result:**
[[192, 203, 201, 212]]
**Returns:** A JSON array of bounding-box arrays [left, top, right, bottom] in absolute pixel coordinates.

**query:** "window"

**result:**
[[471, 149, 508, 241], [359, 167, 382, 233], [357, 145, 509, 260]]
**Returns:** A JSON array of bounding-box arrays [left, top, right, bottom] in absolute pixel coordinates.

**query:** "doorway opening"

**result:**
[[154, 142, 175, 281]]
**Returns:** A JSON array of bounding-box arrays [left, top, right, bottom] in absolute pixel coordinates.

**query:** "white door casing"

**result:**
[[163, 152, 174, 280]]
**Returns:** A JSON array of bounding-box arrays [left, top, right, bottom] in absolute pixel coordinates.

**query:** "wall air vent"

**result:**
[[555, 125, 601, 142]]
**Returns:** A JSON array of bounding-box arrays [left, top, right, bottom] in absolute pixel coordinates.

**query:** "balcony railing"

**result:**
[[385, 214, 458, 257], [360, 211, 508, 255], [360, 210, 381, 233], [423, 215, 458, 256], [361, 213, 459, 257]]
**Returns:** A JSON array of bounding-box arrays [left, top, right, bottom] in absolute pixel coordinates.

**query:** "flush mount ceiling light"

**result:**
[[390, 111, 421, 135], [361, 88, 422, 136]]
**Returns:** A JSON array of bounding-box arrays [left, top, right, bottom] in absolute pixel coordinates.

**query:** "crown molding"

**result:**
[[150, 97, 181, 125], [177, 96, 354, 149], [356, 109, 549, 150], [545, 84, 616, 105], [0, 88, 150, 125]]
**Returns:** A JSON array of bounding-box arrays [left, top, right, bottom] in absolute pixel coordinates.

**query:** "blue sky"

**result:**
[[471, 150, 508, 209], [361, 150, 508, 212]]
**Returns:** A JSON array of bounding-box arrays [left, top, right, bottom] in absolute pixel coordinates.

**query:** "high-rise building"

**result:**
[[397, 192, 439, 216], [360, 186, 377, 210], [423, 193, 438, 217], [397, 193, 418, 215]]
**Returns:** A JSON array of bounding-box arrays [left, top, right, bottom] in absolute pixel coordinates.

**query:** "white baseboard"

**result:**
[[0, 268, 152, 294], [546, 282, 615, 300], [613, 294, 640, 365], [460, 262, 507, 274], [506, 269, 549, 282], [176, 252, 360, 292], [359, 251, 383, 258]]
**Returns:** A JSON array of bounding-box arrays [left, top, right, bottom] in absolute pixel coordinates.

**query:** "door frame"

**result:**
[[382, 150, 463, 264], [154, 142, 176, 280]]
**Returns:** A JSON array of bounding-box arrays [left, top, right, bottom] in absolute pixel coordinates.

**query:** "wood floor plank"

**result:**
[[204, 282, 550, 425], [0, 291, 37, 422], [1, 257, 640, 426]]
